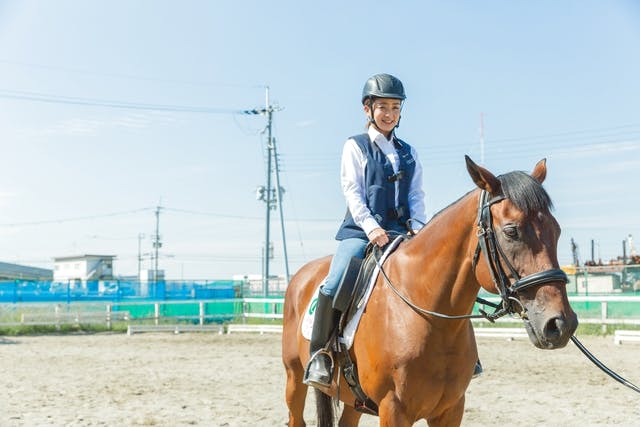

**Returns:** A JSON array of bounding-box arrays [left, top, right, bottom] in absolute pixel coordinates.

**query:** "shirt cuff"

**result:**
[[361, 217, 381, 237]]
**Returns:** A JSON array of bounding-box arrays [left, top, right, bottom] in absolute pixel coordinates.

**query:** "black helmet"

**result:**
[[361, 73, 406, 104]]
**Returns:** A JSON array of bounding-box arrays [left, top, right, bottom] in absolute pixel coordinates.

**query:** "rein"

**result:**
[[375, 191, 640, 394], [375, 245, 491, 320], [375, 190, 568, 321], [570, 335, 640, 393]]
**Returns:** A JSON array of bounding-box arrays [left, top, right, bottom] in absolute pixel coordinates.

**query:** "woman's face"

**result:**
[[364, 98, 402, 136]]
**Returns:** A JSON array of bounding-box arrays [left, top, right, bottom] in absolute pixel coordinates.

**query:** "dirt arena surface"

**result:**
[[1, 332, 639, 426]]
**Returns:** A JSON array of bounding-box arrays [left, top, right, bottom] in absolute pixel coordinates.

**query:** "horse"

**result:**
[[282, 156, 578, 427]]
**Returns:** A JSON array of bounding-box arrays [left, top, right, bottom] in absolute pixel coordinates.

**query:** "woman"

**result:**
[[304, 73, 427, 388]]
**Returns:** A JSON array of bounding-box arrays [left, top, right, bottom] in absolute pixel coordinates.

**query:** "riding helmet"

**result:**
[[361, 73, 406, 104]]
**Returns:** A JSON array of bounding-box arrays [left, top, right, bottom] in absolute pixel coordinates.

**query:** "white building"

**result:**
[[53, 255, 116, 285]]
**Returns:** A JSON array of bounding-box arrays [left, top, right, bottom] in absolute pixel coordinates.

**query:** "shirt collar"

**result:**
[[367, 126, 395, 145]]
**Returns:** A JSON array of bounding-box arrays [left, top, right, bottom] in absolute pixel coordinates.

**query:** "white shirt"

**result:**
[[340, 126, 427, 236]]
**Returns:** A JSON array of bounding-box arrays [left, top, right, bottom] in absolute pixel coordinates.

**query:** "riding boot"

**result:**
[[304, 292, 339, 388]]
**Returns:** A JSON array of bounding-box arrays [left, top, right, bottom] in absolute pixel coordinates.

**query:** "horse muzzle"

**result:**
[[520, 280, 579, 349]]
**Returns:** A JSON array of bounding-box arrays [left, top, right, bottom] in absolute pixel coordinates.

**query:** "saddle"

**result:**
[[329, 236, 409, 415], [332, 244, 378, 322]]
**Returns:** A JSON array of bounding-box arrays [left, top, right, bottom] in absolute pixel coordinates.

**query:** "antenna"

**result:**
[[245, 87, 290, 296]]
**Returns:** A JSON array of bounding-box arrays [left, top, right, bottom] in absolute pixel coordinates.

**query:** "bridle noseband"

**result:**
[[473, 190, 568, 319]]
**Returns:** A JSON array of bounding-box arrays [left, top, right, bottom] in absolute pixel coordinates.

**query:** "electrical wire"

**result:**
[[163, 207, 263, 220], [0, 207, 154, 227], [0, 89, 245, 114]]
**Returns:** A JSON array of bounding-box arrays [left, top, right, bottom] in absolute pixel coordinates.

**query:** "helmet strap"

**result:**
[[365, 96, 379, 129], [395, 100, 404, 129]]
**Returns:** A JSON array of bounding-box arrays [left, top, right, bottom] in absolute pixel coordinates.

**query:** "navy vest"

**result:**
[[335, 133, 416, 241]]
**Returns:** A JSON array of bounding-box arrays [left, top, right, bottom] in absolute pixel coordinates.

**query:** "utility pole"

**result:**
[[153, 206, 162, 282], [245, 87, 290, 296], [137, 233, 145, 279], [272, 137, 290, 284]]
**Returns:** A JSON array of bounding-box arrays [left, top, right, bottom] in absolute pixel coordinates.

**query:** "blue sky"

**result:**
[[0, 1, 638, 280]]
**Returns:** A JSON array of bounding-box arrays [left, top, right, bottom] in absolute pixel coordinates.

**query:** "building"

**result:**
[[53, 255, 116, 286], [0, 261, 53, 281]]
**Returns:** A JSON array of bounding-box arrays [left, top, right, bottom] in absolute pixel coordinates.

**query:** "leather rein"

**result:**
[[376, 191, 640, 394], [376, 189, 568, 322]]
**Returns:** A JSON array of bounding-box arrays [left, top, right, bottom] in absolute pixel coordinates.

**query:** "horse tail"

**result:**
[[314, 389, 335, 427]]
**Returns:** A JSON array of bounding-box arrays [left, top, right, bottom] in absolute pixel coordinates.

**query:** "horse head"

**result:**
[[465, 156, 578, 349]]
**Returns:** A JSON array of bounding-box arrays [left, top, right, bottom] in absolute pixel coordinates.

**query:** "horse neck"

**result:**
[[397, 190, 480, 313]]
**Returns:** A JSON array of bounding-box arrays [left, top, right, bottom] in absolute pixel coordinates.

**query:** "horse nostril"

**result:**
[[544, 316, 564, 341]]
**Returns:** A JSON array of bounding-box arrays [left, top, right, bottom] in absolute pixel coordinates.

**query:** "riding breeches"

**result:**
[[320, 237, 368, 298]]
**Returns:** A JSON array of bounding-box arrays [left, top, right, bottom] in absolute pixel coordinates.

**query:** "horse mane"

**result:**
[[498, 171, 553, 215], [422, 170, 552, 228]]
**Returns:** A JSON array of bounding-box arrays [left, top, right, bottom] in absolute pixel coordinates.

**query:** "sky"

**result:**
[[0, 1, 638, 280]]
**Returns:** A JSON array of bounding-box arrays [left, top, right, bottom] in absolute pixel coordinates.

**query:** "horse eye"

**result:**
[[503, 225, 519, 239]]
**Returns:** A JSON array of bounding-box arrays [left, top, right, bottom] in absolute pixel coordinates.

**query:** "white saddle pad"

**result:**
[[301, 236, 405, 349]]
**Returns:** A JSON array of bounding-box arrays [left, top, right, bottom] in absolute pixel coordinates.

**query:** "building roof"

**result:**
[[0, 261, 53, 281], [53, 254, 117, 262]]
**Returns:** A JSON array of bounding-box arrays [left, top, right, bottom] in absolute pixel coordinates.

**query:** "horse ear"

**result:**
[[465, 155, 501, 195], [531, 158, 547, 183]]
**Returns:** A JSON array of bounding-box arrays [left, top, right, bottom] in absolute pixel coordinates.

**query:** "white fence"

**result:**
[[2, 296, 640, 333]]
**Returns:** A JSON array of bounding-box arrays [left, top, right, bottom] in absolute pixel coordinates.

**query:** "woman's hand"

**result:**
[[367, 227, 389, 247]]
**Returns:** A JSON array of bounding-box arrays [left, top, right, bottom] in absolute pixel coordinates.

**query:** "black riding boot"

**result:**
[[303, 292, 338, 388]]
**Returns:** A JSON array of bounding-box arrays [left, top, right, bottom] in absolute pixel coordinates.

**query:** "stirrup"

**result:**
[[303, 349, 334, 388], [472, 360, 483, 379]]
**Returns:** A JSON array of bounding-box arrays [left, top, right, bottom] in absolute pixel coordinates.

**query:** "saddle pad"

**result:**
[[301, 235, 405, 349]]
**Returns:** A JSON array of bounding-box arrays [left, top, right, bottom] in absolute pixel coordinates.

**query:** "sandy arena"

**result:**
[[1, 332, 639, 426]]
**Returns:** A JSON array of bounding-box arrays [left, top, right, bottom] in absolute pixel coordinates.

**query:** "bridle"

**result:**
[[376, 189, 567, 322], [377, 190, 640, 393], [472, 190, 568, 320]]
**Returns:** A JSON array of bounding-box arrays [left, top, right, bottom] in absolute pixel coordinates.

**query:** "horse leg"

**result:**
[[427, 396, 464, 427], [338, 405, 362, 427], [377, 393, 413, 427], [284, 359, 308, 427]]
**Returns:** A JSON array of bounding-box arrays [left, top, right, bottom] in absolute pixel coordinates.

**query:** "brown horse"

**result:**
[[282, 157, 578, 426]]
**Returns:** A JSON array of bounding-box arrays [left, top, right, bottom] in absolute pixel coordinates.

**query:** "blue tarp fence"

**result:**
[[0, 279, 240, 303]]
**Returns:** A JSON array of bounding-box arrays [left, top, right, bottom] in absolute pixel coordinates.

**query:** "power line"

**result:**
[[163, 207, 263, 220], [0, 59, 267, 90], [0, 89, 245, 114], [0, 207, 154, 227], [0, 205, 337, 230], [482, 123, 640, 144]]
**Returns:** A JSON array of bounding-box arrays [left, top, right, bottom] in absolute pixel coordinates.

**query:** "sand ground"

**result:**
[[1, 333, 639, 426]]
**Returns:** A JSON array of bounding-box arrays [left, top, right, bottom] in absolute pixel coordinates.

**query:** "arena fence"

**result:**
[[1, 295, 640, 333]]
